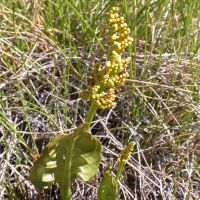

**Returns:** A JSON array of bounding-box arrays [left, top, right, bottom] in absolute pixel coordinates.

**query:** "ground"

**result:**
[[0, 1, 200, 199]]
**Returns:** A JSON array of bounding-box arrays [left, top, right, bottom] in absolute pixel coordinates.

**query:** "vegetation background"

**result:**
[[0, 0, 199, 199]]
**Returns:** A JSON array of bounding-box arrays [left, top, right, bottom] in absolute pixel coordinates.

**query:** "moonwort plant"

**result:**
[[29, 7, 134, 200]]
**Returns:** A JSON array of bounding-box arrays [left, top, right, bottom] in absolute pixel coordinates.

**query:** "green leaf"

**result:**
[[98, 167, 118, 200], [29, 124, 102, 199]]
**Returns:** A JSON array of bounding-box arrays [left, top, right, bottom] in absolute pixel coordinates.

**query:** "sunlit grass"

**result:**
[[0, 0, 199, 199]]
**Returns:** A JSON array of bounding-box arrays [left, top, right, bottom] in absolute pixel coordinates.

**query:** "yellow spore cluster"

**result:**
[[82, 7, 133, 109]]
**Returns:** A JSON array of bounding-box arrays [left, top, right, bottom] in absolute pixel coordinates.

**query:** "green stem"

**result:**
[[85, 102, 97, 131], [60, 184, 72, 200], [115, 162, 123, 181]]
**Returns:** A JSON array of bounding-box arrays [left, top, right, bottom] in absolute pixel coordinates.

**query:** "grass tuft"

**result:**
[[0, 0, 200, 199]]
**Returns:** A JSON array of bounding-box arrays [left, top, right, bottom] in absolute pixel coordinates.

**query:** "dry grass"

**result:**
[[0, 1, 200, 199]]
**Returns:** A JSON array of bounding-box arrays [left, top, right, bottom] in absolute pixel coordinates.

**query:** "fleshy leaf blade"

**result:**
[[98, 167, 118, 200], [29, 126, 102, 191]]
